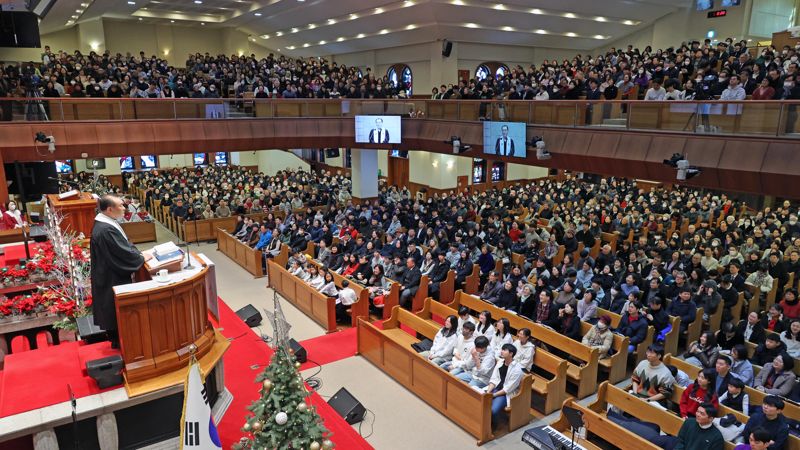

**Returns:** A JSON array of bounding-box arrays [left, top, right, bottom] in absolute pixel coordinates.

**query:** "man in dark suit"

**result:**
[[91, 195, 151, 348], [494, 124, 515, 156], [368, 117, 390, 143], [427, 252, 451, 299], [399, 257, 422, 309]]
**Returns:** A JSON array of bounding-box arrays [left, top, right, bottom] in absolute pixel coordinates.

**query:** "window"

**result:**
[[140, 155, 158, 169], [472, 158, 486, 184], [193, 153, 208, 166], [55, 160, 73, 174], [214, 152, 229, 166], [119, 156, 134, 171], [491, 161, 505, 182], [387, 64, 413, 95], [476, 62, 510, 81]]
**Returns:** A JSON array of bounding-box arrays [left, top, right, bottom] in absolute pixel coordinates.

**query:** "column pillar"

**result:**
[[350, 149, 378, 204], [96, 413, 119, 450], [0, 151, 8, 206], [33, 430, 58, 450]]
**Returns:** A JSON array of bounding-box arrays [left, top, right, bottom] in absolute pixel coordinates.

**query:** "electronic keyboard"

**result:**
[[521, 425, 587, 450]]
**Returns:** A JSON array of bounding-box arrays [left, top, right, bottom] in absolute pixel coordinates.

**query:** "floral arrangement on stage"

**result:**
[[234, 293, 333, 450]]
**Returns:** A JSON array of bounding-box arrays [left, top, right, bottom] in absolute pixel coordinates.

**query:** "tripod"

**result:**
[[25, 88, 49, 121]]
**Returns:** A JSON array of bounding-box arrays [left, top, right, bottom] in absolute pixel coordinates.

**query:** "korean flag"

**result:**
[[180, 362, 222, 450]]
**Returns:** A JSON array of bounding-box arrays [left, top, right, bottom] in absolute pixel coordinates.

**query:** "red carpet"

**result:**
[[216, 300, 373, 450], [0, 341, 120, 417], [298, 327, 357, 371], [0, 243, 42, 267]]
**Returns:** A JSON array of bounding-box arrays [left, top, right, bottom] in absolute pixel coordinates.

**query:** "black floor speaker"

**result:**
[[235, 304, 262, 327], [327, 387, 366, 424], [289, 338, 307, 363]]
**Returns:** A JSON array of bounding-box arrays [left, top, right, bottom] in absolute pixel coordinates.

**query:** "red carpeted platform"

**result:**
[[0, 243, 42, 267], [215, 300, 373, 450], [0, 341, 121, 417], [298, 327, 357, 371]]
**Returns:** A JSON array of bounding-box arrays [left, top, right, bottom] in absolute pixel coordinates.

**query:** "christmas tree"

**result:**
[[235, 293, 333, 450]]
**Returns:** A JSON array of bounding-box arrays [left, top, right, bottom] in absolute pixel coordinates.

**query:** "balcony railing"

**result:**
[[2, 98, 799, 138]]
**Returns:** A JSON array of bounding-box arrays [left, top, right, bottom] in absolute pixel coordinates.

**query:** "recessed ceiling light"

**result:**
[[76, 9, 83, 13], [171, 20, 175, 23], [66, 20, 74, 24], [503, 26, 514, 31], [404, 0, 414, 6], [276, 31, 283, 36], [319, 40, 326, 44], [254, 12, 262, 16], [261, 34, 268, 38], [302, 43, 309, 47], [328, 19, 336, 24], [623, 20, 634, 25], [350, 13, 358, 19], [308, 23, 316, 29], [594, 34, 605, 39], [71, 14, 79, 18], [127, 1, 135, 4], [80, 2, 89, 6], [451, 0, 464, 5], [337, 37, 345, 41], [595, 16, 606, 22], [287, 46, 295, 50], [201, 22, 206, 25], [291, 27, 298, 33], [566, 32, 576, 37], [564, 12, 576, 18], [194, 0, 202, 3], [138, 17, 142, 21], [465, 23, 478, 28], [379, 29, 388, 34], [374, 7, 383, 14], [493, 4, 505, 10], [406, 24, 416, 30], [356, 33, 365, 38], [530, 8, 542, 14], [535, 29, 547, 34]]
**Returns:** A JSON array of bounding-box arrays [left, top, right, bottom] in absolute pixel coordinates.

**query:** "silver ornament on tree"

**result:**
[[275, 411, 288, 425]]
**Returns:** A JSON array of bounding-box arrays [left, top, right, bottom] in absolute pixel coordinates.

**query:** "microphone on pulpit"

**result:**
[[183, 241, 195, 270]]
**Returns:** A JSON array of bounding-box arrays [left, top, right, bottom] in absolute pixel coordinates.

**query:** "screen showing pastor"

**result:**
[[355, 116, 402, 144], [483, 122, 526, 158]]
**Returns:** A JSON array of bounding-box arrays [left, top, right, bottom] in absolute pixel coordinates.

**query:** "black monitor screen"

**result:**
[[0, 12, 41, 48]]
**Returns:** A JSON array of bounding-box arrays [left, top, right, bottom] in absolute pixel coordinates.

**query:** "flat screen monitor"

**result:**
[[483, 121, 526, 158], [354, 115, 401, 144], [696, 0, 714, 11], [55, 160, 72, 174], [721, 0, 740, 6]]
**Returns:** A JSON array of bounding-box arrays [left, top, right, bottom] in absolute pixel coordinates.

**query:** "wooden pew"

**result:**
[[662, 314, 683, 361], [216, 228, 268, 277], [448, 291, 595, 402], [268, 259, 338, 333], [356, 308, 533, 444], [550, 384, 664, 450], [578, 321, 630, 384], [303, 258, 370, 326], [464, 264, 481, 295], [597, 307, 655, 364], [120, 221, 157, 243]]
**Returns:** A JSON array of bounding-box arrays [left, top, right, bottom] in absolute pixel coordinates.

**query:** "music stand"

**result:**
[[562, 405, 585, 450]]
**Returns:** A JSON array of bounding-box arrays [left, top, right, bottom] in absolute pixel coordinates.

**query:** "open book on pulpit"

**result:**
[[144, 241, 184, 273]]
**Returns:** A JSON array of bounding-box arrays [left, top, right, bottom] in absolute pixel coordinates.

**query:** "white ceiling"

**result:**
[[40, 0, 694, 56]]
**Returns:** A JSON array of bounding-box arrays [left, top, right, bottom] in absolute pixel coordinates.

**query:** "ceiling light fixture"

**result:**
[[328, 19, 336, 24], [595, 16, 606, 22], [493, 4, 505, 10], [623, 20, 634, 25], [138, 17, 142, 21], [291, 27, 298, 33], [503, 26, 514, 31], [566, 32, 576, 37], [594, 34, 605, 39], [356, 33, 365, 38], [127, 1, 135, 4], [530, 8, 542, 14], [287, 45, 295, 50], [374, 7, 383, 14], [194, 0, 202, 3], [201, 22, 206, 26], [337, 37, 345, 41], [319, 40, 326, 44], [254, 12, 262, 16], [406, 24, 416, 30], [80, 2, 89, 6], [535, 29, 547, 34], [404, 0, 414, 6], [451, 0, 464, 5], [302, 43, 309, 47], [379, 29, 388, 34], [262, 34, 269, 38], [350, 13, 358, 19], [308, 23, 316, 29], [71, 14, 79, 18], [276, 31, 283, 36], [75, 9, 83, 13], [465, 22, 478, 28], [563, 12, 575, 18], [171, 20, 175, 23]]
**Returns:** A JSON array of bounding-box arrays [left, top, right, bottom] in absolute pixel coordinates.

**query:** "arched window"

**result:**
[[387, 64, 413, 95], [475, 61, 510, 81]]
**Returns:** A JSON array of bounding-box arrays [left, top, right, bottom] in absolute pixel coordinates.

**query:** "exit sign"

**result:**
[[707, 9, 727, 18]]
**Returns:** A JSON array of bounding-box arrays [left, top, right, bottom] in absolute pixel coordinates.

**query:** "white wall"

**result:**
[[507, 163, 548, 181], [257, 150, 309, 176], [0, 27, 79, 62]]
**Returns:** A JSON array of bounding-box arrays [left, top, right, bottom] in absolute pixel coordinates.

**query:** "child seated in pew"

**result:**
[[680, 368, 719, 418], [719, 377, 750, 414], [334, 280, 358, 324], [667, 364, 693, 388], [734, 427, 776, 450], [421, 315, 458, 366], [457, 306, 477, 330], [318, 271, 339, 297], [451, 336, 496, 389]]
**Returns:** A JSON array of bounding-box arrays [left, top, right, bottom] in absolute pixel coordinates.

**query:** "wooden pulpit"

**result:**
[[47, 192, 97, 237]]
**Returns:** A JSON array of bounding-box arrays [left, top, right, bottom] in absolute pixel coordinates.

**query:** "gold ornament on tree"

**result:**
[[322, 439, 335, 449], [243, 423, 251, 431], [294, 361, 302, 369], [252, 421, 263, 431], [262, 379, 272, 390], [309, 442, 321, 450], [297, 402, 307, 412]]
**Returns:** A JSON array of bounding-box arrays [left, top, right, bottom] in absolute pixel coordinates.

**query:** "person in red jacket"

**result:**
[[680, 367, 719, 418], [779, 289, 800, 321]]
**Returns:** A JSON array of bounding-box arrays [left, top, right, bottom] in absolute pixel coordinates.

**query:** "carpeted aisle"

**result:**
[[216, 300, 373, 450], [298, 327, 357, 371]]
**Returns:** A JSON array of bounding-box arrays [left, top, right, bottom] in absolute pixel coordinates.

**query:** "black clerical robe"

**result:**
[[90, 221, 145, 331]]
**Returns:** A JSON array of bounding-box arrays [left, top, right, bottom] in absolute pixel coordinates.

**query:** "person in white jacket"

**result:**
[[442, 322, 476, 371], [491, 318, 514, 359], [452, 336, 496, 388], [513, 328, 535, 371], [475, 310, 496, 342], [484, 343, 525, 425], [457, 306, 477, 331], [781, 320, 800, 359], [423, 315, 459, 366]]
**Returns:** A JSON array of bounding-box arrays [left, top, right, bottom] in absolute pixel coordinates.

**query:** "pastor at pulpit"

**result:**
[[90, 194, 152, 348]]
